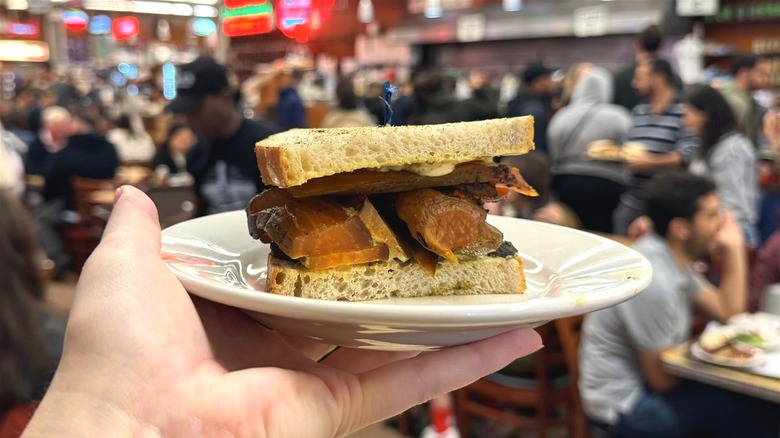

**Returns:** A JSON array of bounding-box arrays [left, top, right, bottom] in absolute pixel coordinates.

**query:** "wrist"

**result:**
[[23, 388, 150, 438], [718, 242, 746, 260]]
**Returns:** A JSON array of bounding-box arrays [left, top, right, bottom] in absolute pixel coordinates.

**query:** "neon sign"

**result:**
[[7, 20, 41, 38], [89, 15, 112, 34], [63, 10, 89, 33], [112, 16, 140, 40]]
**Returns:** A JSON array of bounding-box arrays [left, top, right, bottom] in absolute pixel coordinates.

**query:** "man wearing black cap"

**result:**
[[168, 56, 279, 216], [506, 61, 557, 155]]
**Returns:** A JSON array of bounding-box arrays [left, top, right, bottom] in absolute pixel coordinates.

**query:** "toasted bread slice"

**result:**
[[265, 254, 526, 301], [255, 116, 535, 188]]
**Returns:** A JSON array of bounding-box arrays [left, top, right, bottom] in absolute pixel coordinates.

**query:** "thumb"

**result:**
[[99, 185, 162, 256]]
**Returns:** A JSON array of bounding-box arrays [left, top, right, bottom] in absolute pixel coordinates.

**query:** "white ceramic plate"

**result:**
[[690, 342, 767, 369], [161, 212, 652, 351]]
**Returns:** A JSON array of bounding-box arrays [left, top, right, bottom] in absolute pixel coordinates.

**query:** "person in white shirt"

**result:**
[[106, 113, 156, 163]]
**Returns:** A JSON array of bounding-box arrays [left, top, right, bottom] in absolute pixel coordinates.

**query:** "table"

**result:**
[[661, 342, 780, 403]]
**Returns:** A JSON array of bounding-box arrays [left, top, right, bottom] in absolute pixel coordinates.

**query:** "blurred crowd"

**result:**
[[2, 22, 780, 437]]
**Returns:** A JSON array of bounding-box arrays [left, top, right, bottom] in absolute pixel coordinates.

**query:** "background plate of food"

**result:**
[[692, 329, 768, 368]]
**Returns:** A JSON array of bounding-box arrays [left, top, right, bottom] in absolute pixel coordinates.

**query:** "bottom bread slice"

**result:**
[[265, 255, 526, 301]]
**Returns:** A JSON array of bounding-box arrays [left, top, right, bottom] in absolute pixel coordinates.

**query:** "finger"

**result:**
[[339, 328, 543, 434], [99, 185, 161, 256], [321, 349, 420, 374], [277, 333, 339, 362]]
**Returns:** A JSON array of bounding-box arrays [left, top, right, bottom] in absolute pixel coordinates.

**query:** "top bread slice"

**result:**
[[255, 116, 535, 188]]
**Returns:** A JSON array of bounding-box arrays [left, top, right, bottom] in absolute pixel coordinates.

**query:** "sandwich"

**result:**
[[246, 117, 537, 301]]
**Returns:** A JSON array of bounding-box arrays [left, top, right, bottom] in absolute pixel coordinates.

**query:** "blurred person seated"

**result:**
[[613, 58, 698, 235], [276, 69, 307, 131], [107, 113, 156, 163], [43, 111, 119, 211], [749, 228, 780, 312], [487, 153, 580, 229], [321, 79, 375, 128], [720, 55, 771, 148], [25, 106, 73, 177], [5, 88, 39, 145], [167, 56, 278, 215], [152, 123, 196, 175], [0, 190, 65, 428], [26, 88, 60, 137], [580, 171, 778, 438], [506, 61, 558, 155], [0, 121, 27, 198], [683, 84, 759, 247], [408, 70, 494, 126], [548, 65, 631, 233]]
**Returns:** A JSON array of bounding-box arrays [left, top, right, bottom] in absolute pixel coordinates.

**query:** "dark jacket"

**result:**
[[24, 138, 56, 176], [507, 90, 552, 154], [276, 87, 306, 131], [613, 62, 640, 112], [187, 118, 279, 215], [408, 91, 489, 126], [152, 146, 186, 174], [43, 133, 119, 210], [390, 95, 416, 126]]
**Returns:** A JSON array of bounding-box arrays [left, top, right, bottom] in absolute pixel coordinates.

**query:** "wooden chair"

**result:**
[[554, 314, 591, 438], [454, 322, 575, 438], [60, 177, 121, 271], [146, 185, 197, 229]]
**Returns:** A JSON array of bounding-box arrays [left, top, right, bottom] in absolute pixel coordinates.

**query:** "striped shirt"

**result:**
[[623, 98, 698, 208]]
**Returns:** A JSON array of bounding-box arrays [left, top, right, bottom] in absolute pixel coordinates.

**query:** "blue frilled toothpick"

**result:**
[[382, 81, 397, 126]]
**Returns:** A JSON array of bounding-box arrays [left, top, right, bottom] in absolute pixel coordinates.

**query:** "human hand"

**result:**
[[712, 210, 744, 254], [625, 153, 655, 173], [532, 203, 566, 226], [24, 186, 543, 438], [627, 215, 653, 241]]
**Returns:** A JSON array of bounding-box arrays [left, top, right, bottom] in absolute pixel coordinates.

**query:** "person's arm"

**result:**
[[708, 137, 756, 229], [625, 150, 683, 173], [638, 349, 682, 393], [693, 212, 748, 322]]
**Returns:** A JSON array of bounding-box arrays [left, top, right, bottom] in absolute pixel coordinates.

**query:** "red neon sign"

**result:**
[[112, 16, 140, 41], [63, 10, 88, 33], [221, 15, 274, 37]]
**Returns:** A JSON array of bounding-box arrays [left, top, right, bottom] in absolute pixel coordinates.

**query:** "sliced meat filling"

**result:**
[[247, 189, 391, 269], [395, 188, 503, 262], [286, 162, 538, 198]]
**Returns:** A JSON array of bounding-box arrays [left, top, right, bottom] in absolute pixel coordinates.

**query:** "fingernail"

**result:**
[[114, 187, 124, 204]]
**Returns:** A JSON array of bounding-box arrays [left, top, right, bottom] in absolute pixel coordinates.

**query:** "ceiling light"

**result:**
[[503, 0, 521, 11], [358, 0, 373, 23], [425, 0, 442, 18]]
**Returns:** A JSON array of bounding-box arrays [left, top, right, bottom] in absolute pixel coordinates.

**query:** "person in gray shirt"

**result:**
[[683, 84, 759, 248], [548, 64, 631, 233], [579, 172, 779, 438]]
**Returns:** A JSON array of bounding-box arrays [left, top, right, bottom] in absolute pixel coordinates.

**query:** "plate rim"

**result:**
[[690, 341, 767, 369], [162, 211, 653, 325]]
